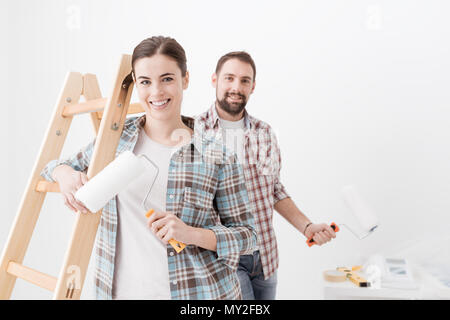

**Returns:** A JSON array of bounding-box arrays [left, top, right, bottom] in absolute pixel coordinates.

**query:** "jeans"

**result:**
[[237, 251, 277, 300]]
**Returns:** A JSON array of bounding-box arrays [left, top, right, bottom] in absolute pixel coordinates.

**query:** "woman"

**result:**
[[41, 36, 257, 300]]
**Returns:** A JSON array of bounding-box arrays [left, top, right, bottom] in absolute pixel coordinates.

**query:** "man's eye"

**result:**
[[162, 77, 173, 82], [225, 77, 233, 81]]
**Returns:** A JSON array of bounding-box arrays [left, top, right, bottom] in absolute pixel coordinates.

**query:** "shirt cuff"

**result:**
[[40, 159, 74, 182], [273, 182, 290, 203], [207, 224, 255, 271]]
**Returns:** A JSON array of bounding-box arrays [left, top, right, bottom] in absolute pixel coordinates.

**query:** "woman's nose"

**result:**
[[148, 82, 163, 96]]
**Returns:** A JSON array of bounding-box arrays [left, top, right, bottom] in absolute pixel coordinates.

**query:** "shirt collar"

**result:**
[[209, 102, 253, 131], [131, 114, 215, 159]]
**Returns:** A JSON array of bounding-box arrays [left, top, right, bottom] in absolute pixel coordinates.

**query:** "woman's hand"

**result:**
[[52, 164, 89, 213], [147, 211, 196, 245]]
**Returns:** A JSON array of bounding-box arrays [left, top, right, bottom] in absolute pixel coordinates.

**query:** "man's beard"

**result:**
[[217, 92, 248, 116]]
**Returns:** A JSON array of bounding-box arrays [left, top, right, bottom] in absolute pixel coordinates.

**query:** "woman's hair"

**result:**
[[131, 36, 187, 77]]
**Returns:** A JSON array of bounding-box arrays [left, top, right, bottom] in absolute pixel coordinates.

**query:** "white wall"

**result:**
[[1, 0, 449, 299]]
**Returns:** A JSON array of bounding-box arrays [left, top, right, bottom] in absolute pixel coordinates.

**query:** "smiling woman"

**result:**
[[132, 37, 189, 130], [40, 36, 257, 300]]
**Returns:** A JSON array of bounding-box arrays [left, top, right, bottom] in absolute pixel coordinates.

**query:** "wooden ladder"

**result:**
[[0, 54, 144, 299]]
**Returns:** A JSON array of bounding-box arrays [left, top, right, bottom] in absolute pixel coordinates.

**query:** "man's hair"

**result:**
[[215, 51, 256, 81]]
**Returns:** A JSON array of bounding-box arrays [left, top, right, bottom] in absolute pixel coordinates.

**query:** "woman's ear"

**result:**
[[183, 71, 189, 90]]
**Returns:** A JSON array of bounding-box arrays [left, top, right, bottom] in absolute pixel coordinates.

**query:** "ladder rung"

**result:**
[[7, 261, 57, 292], [36, 181, 60, 193], [62, 98, 107, 117], [63, 98, 144, 117], [127, 102, 145, 114], [96, 102, 144, 118]]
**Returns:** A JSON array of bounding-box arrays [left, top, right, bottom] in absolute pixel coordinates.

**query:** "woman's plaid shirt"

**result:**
[[196, 105, 290, 280], [40, 115, 257, 300]]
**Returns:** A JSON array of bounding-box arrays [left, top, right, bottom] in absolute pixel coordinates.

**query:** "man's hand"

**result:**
[[304, 223, 336, 246]]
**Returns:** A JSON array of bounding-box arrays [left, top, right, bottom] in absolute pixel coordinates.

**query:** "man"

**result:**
[[195, 51, 336, 300]]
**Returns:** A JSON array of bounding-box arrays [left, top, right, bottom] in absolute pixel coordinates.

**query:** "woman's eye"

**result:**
[[140, 80, 150, 85]]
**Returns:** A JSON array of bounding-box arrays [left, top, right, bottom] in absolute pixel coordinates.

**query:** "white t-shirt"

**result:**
[[219, 118, 246, 165], [112, 129, 177, 300], [219, 117, 259, 252]]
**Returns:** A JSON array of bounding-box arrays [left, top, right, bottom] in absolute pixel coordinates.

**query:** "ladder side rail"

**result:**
[[52, 55, 133, 300], [0, 72, 83, 299]]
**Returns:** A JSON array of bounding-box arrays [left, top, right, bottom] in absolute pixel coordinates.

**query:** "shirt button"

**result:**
[[171, 169, 176, 173], [169, 252, 174, 256], [173, 281, 177, 285], [169, 195, 174, 199]]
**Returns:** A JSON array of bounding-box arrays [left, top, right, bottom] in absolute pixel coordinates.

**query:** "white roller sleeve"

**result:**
[[75, 151, 146, 213], [341, 185, 379, 232]]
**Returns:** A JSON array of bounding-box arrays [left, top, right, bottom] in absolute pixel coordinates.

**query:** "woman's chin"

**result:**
[[149, 108, 177, 121]]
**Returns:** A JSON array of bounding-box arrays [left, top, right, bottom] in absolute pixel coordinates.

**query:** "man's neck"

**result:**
[[215, 101, 245, 122]]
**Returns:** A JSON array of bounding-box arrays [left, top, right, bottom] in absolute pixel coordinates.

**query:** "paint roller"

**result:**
[[307, 185, 379, 247], [74, 150, 186, 252]]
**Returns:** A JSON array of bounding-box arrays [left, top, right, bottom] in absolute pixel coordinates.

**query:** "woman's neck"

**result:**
[[143, 113, 193, 147]]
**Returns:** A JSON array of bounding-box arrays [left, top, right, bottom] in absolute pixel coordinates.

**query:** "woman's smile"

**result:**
[[149, 98, 171, 110]]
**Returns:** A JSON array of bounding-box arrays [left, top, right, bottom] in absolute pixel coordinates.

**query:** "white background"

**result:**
[[1, 0, 449, 299]]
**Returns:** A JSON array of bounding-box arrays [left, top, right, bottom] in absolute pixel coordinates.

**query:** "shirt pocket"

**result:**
[[257, 163, 275, 176], [181, 187, 216, 227], [252, 160, 277, 200], [256, 159, 278, 183], [256, 145, 280, 174]]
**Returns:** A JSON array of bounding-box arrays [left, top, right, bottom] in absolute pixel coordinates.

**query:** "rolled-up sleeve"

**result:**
[[40, 139, 96, 182], [271, 130, 290, 203], [273, 178, 290, 203], [207, 157, 257, 270]]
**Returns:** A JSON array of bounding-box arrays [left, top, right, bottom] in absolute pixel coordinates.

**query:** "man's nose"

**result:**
[[230, 79, 242, 92]]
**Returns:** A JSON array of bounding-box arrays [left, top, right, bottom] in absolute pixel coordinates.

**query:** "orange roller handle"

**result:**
[[306, 222, 339, 247], [145, 209, 187, 253], [145, 208, 155, 218]]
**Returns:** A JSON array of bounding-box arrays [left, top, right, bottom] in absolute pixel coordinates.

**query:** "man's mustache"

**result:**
[[226, 92, 246, 99]]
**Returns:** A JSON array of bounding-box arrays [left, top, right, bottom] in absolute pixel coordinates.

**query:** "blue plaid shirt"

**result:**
[[41, 115, 257, 300]]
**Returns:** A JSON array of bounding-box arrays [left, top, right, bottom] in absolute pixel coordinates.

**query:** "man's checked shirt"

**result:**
[[41, 115, 257, 300], [196, 105, 290, 280]]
